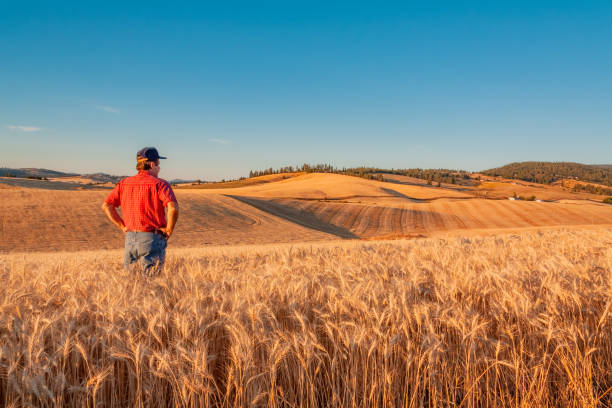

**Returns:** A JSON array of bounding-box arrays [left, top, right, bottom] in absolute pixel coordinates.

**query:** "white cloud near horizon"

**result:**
[[7, 125, 43, 132], [209, 138, 230, 144], [96, 105, 120, 114]]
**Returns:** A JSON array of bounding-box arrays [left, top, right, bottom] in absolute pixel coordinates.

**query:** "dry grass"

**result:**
[[1, 228, 611, 407]]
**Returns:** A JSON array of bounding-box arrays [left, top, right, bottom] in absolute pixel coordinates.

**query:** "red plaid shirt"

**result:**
[[105, 171, 177, 232]]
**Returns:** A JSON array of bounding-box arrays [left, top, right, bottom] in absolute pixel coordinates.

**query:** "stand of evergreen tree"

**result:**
[[570, 183, 612, 196], [483, 162, 612, 187]]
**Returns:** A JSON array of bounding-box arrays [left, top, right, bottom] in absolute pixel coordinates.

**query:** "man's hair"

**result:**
[[136, 159, 158, 171]]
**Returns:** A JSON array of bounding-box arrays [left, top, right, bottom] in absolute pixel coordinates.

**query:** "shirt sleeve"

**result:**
[[104, 183, 121, 206], [158, 181, 177, 206]]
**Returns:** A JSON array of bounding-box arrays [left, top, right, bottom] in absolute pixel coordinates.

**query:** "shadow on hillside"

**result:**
[[226, 195, 359, 239], [379, 187, 425, 201], [382, 177, 476, 192]]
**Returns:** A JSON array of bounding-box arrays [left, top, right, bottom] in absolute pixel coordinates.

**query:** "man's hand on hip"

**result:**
[[102, 202, 129, 235], [159, 227, 172, 239]]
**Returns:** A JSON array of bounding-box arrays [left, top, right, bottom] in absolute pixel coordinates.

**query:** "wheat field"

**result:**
[[1, 229, 611, 407]]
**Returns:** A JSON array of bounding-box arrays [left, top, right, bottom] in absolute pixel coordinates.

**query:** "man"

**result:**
[[102, 147, 179, 276]]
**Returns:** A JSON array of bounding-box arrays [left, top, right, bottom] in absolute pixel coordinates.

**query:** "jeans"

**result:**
[[124, 231, 167, 276]]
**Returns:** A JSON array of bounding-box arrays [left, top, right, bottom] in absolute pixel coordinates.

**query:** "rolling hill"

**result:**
[[2, 172, 611, 253], [0, 167, 125, 185]]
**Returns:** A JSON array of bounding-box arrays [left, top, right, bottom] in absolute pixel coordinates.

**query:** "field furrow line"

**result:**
[[343, 205, 368, 233], [430, 200, 461, 231], [414, 206, 425, 231], [439, 200, 468, 230], [486, 200, 531, 228], [387, 207, 404, 235], [361, 206, 384, 237], [356, 206, 383, 236], [552, 203, 609, 225], [450, 200, 488, 229]]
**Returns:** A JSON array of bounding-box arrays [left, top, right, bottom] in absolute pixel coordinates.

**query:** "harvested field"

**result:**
[[0, 229, 610, 407], [0, 177, 110, 190], [229, 195, 612, 239], [197, 173, 474, 200], [177, 172, 302, 189], [0, 190, 335, 252], [2, 173, 612, 252]]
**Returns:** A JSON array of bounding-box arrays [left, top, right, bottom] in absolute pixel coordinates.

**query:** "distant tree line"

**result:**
[[483, 162, 612, 187], [249, 164, 337, 178], [3, 172, 48, 180], [570, 183, 612, 196], [386, 168, 471, 185], [248, 164, 470, 184]]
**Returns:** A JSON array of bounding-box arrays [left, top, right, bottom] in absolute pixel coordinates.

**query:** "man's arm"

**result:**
[[101, 202, 128, 233], [160, 201, 179, 239]]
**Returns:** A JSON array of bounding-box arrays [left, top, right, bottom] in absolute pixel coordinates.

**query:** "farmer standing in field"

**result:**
[[102, 147, 179, 276]]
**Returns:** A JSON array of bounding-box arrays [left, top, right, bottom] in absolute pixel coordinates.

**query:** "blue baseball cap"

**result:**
[[137, 147, 167, 162]]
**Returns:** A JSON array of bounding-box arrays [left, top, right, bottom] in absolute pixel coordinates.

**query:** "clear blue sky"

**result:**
[[1, 1, 611, 180]]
